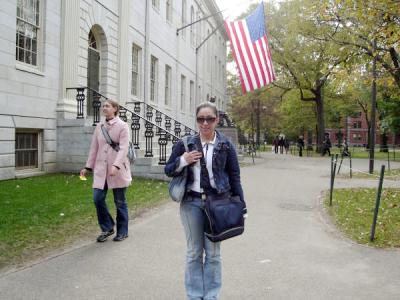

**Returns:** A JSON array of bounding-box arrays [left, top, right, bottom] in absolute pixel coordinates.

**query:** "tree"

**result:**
[[227, 72, 281, 144], [316, 0, 400, 89], [266, 0, 354, 151]]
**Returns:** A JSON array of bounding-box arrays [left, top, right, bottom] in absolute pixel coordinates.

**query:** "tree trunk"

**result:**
[[315, 88, 325, 153]]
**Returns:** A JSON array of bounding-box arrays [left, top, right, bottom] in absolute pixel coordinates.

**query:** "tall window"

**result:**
[[207, 29, 210, 72], [16, 0, 40, 66], [181, 0, 187, 38], [196, 11, 201, 45], [353, 133, 362, 141], [131, 44, 141, 97], [152, 0, 159, 10], [181, 75, 186, 111], [166, 0, 172, 22], [353, 121, 362, 129], [165, 65, 172, 106], [214, 56, 217, 80], [190, 6, 195, 47], [150, 56, 158, 103], [190, 80, 194, 111], [15, 131, 39, 169]]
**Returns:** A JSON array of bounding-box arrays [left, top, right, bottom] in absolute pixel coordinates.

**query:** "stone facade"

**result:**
[[0, 0, 228, 180]]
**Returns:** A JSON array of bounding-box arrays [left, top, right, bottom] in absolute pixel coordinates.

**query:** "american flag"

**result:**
[[224, 3, 276, 93]]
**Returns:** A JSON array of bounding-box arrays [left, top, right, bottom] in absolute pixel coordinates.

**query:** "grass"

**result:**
[[325, 188, 400, 248], [287, 146, 400, 162], [349, 168, 400, 180], [0, 174, 168, 270]]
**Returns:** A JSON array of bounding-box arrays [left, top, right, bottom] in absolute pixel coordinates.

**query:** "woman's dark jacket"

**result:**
[[164, 131, 245, 205]]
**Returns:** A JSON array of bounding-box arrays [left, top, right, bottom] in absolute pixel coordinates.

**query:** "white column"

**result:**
[[57, 0, 81, 118], [118, 0, 130, 105]]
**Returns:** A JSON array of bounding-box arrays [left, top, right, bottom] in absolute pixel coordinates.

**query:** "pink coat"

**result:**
[[85, 117, 132, 189]]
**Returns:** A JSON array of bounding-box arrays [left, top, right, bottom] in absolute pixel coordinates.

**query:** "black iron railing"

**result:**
[[66, 87, 196, 165]]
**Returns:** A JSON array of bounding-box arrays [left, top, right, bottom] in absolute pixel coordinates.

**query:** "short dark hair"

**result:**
[[196, 102, 218, 117]]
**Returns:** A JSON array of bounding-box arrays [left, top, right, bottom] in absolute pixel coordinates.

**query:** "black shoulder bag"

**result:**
[[199, 139, 245, 242]]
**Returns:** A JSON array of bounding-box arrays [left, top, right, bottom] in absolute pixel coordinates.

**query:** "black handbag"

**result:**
[[198, 138, 245, 242], [204, 193, 246, 242]]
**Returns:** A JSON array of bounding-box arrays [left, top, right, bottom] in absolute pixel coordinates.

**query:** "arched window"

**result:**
[[87, 29, 100, 116], [88, 30, 97, 49]]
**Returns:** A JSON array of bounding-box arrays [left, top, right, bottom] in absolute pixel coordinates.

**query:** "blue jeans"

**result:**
[[180, 197, 221, 300], [93, 183, 128, 236]]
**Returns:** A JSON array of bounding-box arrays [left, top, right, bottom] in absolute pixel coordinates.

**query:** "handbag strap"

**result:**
[[182, 136, 189, 152], [196, 136, 213, 193], [101, 124, 120, 151]]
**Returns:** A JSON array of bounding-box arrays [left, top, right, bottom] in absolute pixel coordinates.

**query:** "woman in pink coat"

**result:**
[[80, 99, 132, 242]]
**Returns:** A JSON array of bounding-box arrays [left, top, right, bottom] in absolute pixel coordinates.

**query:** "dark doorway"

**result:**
[[87, 30, 100, 116]]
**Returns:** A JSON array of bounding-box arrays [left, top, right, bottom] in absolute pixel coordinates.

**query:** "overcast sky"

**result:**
[[215, 0, 259, 20]]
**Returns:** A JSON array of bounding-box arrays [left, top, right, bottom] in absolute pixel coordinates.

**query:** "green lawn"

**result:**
[[325, 188, 400, 248], [0, 174, 168, 269], [349, 168, 400, 180], [287, 146, 400, 162]]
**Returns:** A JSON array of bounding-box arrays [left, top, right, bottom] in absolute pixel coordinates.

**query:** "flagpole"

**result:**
[[196, 19, 226, 54], [176, 9, 226, 36]]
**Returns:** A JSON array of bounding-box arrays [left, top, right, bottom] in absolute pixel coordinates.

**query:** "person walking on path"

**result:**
[[341, 139, 350, 157], [278, 135, 285, 154], [284, 138, 290, 154], [322, 134, 332, 156], [297, 135, 305, 157], [80, 99, 132, 242], [165, 102, 246, 300], [273, 135, 279, 154]]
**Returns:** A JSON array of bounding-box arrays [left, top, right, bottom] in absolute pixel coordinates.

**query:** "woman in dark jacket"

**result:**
[[165, 102, 246, 300]]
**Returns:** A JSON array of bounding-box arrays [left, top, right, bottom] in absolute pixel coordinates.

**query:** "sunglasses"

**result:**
[[196, 116, 217, 124]]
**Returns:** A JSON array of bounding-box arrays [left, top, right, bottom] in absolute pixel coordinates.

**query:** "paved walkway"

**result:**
[[1, 153, 399, 299]]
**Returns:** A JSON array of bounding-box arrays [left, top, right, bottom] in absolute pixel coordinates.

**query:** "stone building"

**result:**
[[0, 0, 228, 180]]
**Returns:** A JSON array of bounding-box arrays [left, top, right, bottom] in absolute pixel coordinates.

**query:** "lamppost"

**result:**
[[255, 99, 267, 148]]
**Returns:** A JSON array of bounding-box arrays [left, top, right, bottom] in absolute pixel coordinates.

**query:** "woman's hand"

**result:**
[[183, 151, 203, 164], [110, 165, 118, 176], [80, 169, 87, 177]]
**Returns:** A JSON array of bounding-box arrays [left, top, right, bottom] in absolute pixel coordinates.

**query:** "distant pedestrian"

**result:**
[[80, 99, 132, 242], [273, 135, 279, 154], [341, 139, 350, 157], [322, 134, 332, 156], [297, 135, 305, 157], [284, 138, 290, 154], [278, 135, 285, 154]]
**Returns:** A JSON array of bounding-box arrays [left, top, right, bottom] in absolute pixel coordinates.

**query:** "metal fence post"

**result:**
[[329, 155, 334, 206], [337, 155, 344, 175], [349, 152, 353, 178], [370, 165, 385, 242]]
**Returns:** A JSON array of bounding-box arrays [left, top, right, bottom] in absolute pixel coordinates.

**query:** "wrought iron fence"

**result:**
[[66, 87, 197, 165]]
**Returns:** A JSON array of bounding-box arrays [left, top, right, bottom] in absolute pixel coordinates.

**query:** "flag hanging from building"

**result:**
[[224, 2, 276, 93]]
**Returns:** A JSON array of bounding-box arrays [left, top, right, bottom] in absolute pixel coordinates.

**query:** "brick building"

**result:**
[[325, 112, 400, 147]]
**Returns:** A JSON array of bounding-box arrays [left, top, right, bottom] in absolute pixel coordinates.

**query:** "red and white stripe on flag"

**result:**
[[224, 4, 276, 94]]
